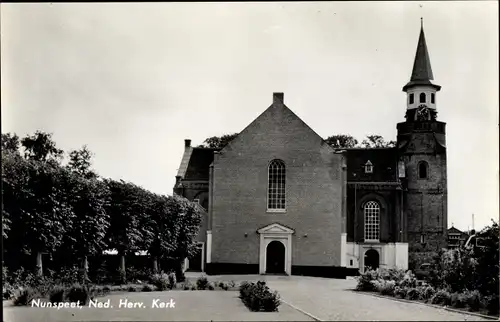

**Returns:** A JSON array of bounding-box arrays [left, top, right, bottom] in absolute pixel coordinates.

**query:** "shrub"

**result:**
[[373, 279, 396, 296], [102, 286, 111, 294], [464, 290, 483, 312], [393, 286, 407, 299], [228, 281, 236, 288], [141, 285, 153, 292], [430, 289, 452, 306], [49, 285, 66, 303], [167, 272, 177, 290], [398, 271, 418, 289], [182, 283, 191, 290], [420, 286, 436, 301], [151, 273, 169, 291], [239, 281, 281, 312], [355, 269, 379, 292], [406, 288, 422, 301], [451, 292, 467, 309], [485, 295, 499, 315], [66, 284, 90, 304], [218, 282, 229, 291], [12, 287, 41, 306], [196, 276, 209, 290], [127, 286, 137, 292], [208, 283, 214, 291], [191, 286, 196, 291]]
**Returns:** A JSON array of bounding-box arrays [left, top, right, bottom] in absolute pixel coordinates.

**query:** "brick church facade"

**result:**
[[174, 22, 447, 277]]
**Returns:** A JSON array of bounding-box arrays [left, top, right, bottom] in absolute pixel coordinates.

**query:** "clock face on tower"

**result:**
[[416, 104, 430, 121]]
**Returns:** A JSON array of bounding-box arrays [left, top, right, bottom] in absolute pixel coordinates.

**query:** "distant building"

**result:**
[[447, 227, 469, 249]]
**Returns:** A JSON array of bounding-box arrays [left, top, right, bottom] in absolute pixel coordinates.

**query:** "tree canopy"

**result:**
[[198, 133, 238, 149], [2, 131, 204, 277]]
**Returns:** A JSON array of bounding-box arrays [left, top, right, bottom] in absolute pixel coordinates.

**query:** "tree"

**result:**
[[2, 152, 75, 275], [198, 133, 238, 149], [21, 131, 64, 163], [1, 133, 20, 153], [325, 134, 359, 149], [360, 135, 396, 148], [167, 195, 203, 281], [67, 145, 97, 179], [58, 174, 111, 280], [104, 179, 151, 281], [143, 194, 177, 273]]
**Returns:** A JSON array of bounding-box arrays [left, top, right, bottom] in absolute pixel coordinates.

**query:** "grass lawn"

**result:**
[[3, 290, 313, 322]]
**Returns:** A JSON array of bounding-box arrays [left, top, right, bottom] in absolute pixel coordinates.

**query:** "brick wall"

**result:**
[[211, 100, 345, 267]]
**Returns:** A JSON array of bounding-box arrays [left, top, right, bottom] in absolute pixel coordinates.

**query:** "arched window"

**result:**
[[364, 201, 380, 241], [418, 161, 428, 179], [409, 93, 414, 104], [268, 159, 286, 211], [431, 93, 435, 104], [420, 93, 426, 103]]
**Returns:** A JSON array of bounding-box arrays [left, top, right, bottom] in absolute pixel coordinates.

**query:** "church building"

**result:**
[[173, 22, 448, 277]]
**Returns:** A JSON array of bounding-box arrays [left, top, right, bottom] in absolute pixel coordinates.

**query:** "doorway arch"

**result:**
[[364, 249, 380, 271], [266, 241, 286, 274]]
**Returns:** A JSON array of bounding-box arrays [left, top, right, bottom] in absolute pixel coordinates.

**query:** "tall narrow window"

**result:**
[[409, 93, 414, 104], [364, 201, 380, 241], [431, 93, 435, 104], [268, 159, 286, 211], [420, 93, 426, 103], [418, 161, 428, 179]]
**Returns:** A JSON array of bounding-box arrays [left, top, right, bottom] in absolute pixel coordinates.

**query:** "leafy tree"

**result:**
[[67, 145, 97, 179], [198, 133, 238, 149], [58, 174, 111, 280], [143, 194, 177, 273], [167, 195, 203, 281], [2, 152, 74, 275], [1, 133, 20, 153], [21, 131, 64, 163], [325, 134, 359, 149], [361, 135, 396, 148], [104, 179, 151, 280]]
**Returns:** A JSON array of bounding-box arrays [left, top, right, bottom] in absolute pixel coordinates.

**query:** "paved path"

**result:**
[[4, 275, 492, 321], [193, 274, 491, 321]]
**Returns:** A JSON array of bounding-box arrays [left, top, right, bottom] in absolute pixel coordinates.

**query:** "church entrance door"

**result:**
[[364, 249, 380, 272], [266, 241, 286, 274]]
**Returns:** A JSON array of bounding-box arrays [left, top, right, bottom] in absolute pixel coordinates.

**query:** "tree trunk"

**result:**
[[119, 254, 126, 283], [153, 257, 159, 273], [83, 256, 89, 282], [36, 252, 43, 276]]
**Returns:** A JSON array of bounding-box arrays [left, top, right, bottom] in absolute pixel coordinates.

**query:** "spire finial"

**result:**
[[421, 17, 423, 29]]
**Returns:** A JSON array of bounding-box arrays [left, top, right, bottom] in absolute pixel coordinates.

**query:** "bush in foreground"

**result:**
[[66, 284, 90, 304], [239, 281, 280, 312], [196, 276, 209, 290], [12, 287, 41, 306]]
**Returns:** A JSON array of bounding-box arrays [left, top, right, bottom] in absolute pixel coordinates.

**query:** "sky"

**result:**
[[1, 2, 498, 232]]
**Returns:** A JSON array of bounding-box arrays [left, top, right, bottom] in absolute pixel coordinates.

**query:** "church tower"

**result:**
[[397, 19, 448, 269]]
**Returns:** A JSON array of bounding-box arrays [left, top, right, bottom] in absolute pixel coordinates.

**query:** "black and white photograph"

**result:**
[[1, 2, 498, 321]]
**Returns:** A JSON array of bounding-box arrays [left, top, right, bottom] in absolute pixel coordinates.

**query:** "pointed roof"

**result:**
[[403, 19, 441, 92]]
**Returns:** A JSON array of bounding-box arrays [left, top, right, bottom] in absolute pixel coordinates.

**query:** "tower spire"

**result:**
[[402, 20, 441, 92]]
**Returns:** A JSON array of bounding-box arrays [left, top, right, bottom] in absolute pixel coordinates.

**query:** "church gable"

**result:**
[[217, 92, 335, 157]]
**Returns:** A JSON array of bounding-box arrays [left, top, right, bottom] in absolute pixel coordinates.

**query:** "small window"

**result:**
[[409, 93, 414, 104], [365, 160, 373, 174], [431, 93, 435, 104], [418, 161, 428, 179], [350, 259, 353, 266], [420, 93, 426, 103]]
